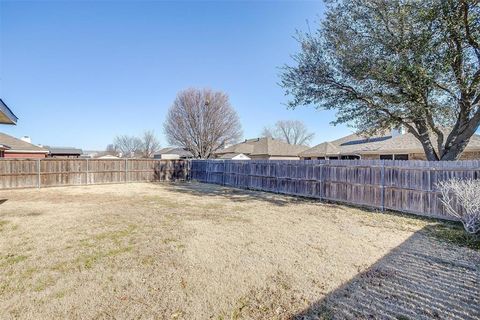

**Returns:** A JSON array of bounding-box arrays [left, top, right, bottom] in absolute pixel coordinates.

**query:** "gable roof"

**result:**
[[155, 147, 193, 158], [360, 132, 480, 154], [46, 147, 83, 155], [218, 152, 251, 159], [299, 141, 340, 157], [0, 99, 18, 125], [0, 132, 48, 153], [300, 131, 480, 157], [215, 137, 309, 157]]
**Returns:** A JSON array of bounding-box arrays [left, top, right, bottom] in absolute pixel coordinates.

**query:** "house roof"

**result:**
[[97, 155, 120, 159], [0, 99, 18, 125], [299, 141, 340, 157], [218, 152, 250, 159], [361, 132, 480, 153], [46, 147, 83, 155], [0, 132, 48, 153], [300, 131, 480, 157], [215, 137, 309, 157], [155, 147, 193, 158]]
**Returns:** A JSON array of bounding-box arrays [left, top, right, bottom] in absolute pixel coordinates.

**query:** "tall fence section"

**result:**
[[191, 160, 480, 219], [0, 159, 190, 189]]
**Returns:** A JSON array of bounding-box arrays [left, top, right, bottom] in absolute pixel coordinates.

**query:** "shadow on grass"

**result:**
[[292, 227, 480, 320], [162, 181, 344, 208]]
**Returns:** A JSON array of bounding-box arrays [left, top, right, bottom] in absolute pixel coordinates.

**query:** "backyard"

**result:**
[[0, 182, 478, 319]]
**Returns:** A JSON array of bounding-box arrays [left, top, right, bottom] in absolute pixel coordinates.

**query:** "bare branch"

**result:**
[[437, 178, 480, 234]]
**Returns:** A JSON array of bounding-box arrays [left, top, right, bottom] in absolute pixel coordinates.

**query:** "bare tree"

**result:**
[[113, 135, 143, 158], [140, 130, 160, 158], [105, 144, 118, 154], [262, 120, 314, 146], [164, 88, 242, 158], [261, 127, 274, 139], [437, 178, 480, 234]]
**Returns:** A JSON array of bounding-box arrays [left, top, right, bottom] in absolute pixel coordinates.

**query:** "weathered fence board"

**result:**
[[191, 159, 480, 219], [0, 159, 189, 189]]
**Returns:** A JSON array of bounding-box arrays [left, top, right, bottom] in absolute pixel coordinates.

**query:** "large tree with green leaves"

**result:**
[[281, 0, 480, 160]]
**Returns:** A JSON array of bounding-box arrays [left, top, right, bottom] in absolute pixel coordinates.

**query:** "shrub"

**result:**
[[436, 178, 480, 235]]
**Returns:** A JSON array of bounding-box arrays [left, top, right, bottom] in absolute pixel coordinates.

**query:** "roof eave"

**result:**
[[0, 99, 18, 125]]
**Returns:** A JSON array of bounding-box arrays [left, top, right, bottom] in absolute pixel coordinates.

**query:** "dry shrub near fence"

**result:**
[[0, 159, 190, 189], [190, 159, 480, 220]]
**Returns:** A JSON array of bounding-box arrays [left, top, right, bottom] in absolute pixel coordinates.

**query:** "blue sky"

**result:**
[[0, 0, 351, 150]]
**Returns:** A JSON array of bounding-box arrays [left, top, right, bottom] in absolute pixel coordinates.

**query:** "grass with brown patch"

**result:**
[[0, 182, 478, 319]]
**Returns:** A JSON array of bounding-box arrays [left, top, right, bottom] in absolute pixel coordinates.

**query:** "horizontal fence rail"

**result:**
[[191, 159, 480, 220], [0, 159, 190, 189]]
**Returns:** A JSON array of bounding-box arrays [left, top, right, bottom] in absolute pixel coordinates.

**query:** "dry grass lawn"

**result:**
[[0, 182, 478, 319]]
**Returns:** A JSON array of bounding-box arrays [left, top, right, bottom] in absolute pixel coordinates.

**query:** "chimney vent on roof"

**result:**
[[20, 136, 31, 144]]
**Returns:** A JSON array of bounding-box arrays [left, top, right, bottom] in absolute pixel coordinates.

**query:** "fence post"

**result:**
[[125, 158, 128, 183], [86, 159, 89, 185], [222, 160, 226, 186], [37, 159, 41, 189], [380, 160, 385, 212], [319, 163, 323, 201]]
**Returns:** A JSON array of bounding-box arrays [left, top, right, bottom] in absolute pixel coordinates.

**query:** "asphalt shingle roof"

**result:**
[[46, 147, 83, 155], [300, 131, 480, 157], [215, 137, 309, 157], [0, 132, 48, 152], [155, 147, 193, 158]]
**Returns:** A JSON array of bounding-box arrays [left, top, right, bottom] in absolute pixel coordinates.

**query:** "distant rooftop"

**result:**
[[215, 137, 308, 157], [46, 147, 83, 155], [155, 147, 193, 158], [0, 132, 48, 152]]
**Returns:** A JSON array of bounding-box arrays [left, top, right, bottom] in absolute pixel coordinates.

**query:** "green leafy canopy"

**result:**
[[281, 0, 480, 160]]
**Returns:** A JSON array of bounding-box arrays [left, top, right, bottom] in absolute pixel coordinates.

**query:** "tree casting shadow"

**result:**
[[292, 228, 480, 320]]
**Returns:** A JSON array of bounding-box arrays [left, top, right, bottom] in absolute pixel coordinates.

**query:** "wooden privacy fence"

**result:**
[[191, 159, 480, 219], [0, 159, 190, 189]]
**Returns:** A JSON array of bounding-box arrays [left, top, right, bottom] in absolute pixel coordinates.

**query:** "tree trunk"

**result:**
[[441, 112, 480, 160], [414, 121, 440, 161], [440, 139, 470, 160]]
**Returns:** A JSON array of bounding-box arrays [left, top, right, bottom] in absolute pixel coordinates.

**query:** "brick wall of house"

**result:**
[[360, 154, 378, 160], [4, 152, 47, 159], [459, 151, 480, 160], [409, 153, 427, 160]]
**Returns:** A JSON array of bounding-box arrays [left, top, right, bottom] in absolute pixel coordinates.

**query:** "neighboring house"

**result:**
[[217, 153, 251, 160], [299, 129, 480, 160], [46, 147, 83, 158], [0, 132, 48, 158], [80, 150, 100, 159], [0, 99, 18, 125], [154, 147, 194, 160], [81, 150, 121, 159], [97, 155, 120, 159], [214, 137, 309, 160]]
